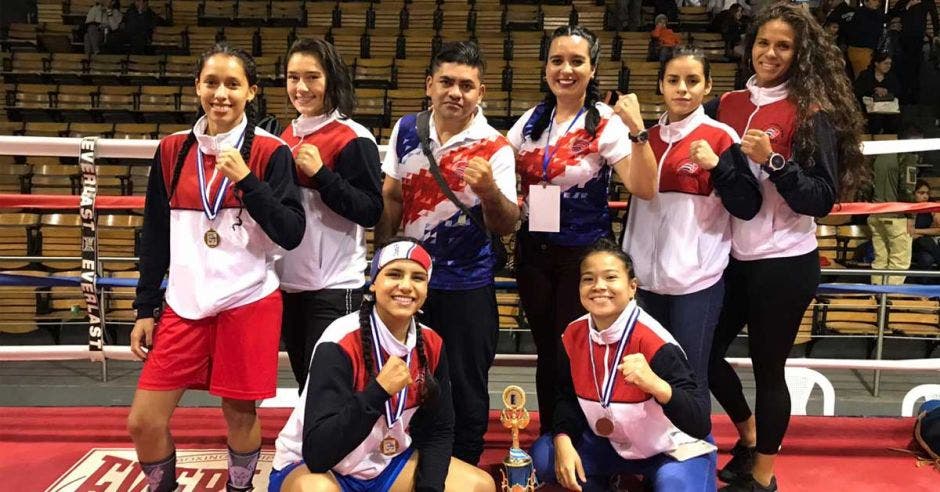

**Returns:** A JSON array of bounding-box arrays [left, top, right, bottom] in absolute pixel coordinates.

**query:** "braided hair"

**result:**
[[528, 25, 602, 142], [166, 43, 260, 229], [359, 236, 440, 406]]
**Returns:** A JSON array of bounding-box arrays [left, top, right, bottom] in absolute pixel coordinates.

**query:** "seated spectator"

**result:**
[[911, 179, 940, 270], [102, 0, 124, 53], [711, 4, 745, 58], [124, 0, 158, 54], [83, 1, 106, 56], [855, 52, 902, 135], [845, 0, 885, 76], [651, 14, 681, 62]]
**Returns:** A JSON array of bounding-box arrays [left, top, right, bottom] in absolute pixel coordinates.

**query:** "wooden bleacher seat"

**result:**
[[221, 27, 259, 57], [835, 224, 872, 267], [678, 6, 710, 31], [2, 52, 49, 84], [596, 60, 627, 93], [306, 2, 339, 29], [636, 91, 666, 123], [337, 2, 371, 30], [399, 29, 436, 61], [0, 270, 44, 335], [2, 23, 40, 52], [509, 90, 545, 119], [482, 90, 512, 130], [0, 162, 31, 194], [401, 2, 438, 31], [95, 166, 131, 196], [387, 88, 428, 121], [23, 122, 66, 138], [474, 30, 509, 62], [496, 292, 523, 330], [6, 83, 56, 121], [818, 294, 880, 337], [63, 0, 97, 25], [125, 56, 163, 86], [354, 88, 390, 128], [188, 26, 221, 56], [255, 55, 282, 83], [330, 27, 367, 61], [236, 1, 269, 26], [96, 86, 138, 123], [88, 54, 127, 85], [572, 4, 608, 33], [97, 214, 142, 271], [625, 61, 660, 94], [686, 32, 726, 61], [393, 58, 431, 89], [38, 214, 82, 271], [817, 224, 840, 266], [138, 86, 182, 123], [473, 0, 504, 33], [30, 162, 78, 196], [508, 31, 547, 61], [504, 4, 541, 31], [503, 60, 545, 92], [441, 5, 472, 32], [56, 85, 97, 121], [66, 123, 114, 139], [363, 28, 402, 60], [48, 53, 86, 85], [40, 270, 89, 342], [103, 270, 139, 323], [710, 62, 738, 95], [152, 26, 188, 55], [113, 123, 158, 140], [888, 296, 940, 341], [171, 0, 202, 26], [270, 1, 305, 28], [129, 165, 152, 195], [260, 27, 292, 56], [609, 32, 653, 62], [0, 121, 24, 135], [0, 213, 39, 270]]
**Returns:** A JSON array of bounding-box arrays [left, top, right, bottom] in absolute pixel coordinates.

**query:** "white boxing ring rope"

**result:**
[[1, 135, 940, 395]]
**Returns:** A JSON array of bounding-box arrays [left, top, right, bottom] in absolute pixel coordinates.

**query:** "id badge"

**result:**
[[528, 184, 561, 233]]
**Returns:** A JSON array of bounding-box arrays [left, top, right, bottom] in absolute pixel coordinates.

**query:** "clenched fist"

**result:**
[[463, 156, 499, 199], [618, 353, 671, 403], [611, 91, 644, 135], [375, 355, 413, 396], [295, 143, 324, 177], [741, 129, 773, 165], [689, 139, 719, 171], [215, 147, 251, 182]]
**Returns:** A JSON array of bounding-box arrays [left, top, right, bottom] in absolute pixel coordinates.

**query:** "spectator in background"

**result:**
[[655, 0, 680, 23], [911, 179, 940, 270], [652, 14, 682, 62], [712, 4, 747, 58], [889, 0, 939, 104], [124, 0, 158, 55], [815, 0, 856, 47], [102, 0, 124, 53], [615, 0, 643, 31], [846, 0, 886, 77], [83, 1, 106, 56], [867, 134, 917, 284], [854, 52, 902, 134]]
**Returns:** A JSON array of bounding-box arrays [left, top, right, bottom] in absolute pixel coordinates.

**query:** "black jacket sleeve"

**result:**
[[133, 148, 170, 320], [710, 143, 762, 220], [312, 137, 384, 227], [235, 145, 306, 250], [553, 343, 588, 446], [649, 344, 711, 439], [301, 342, 391, 472], [766, 112, 839, 217], [703, 97, 720, 119], [410, 349, 455, 492]]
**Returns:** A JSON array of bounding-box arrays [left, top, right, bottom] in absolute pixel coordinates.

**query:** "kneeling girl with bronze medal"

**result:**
[[529, 239, 718, 491], [269, 238, 497, 492]]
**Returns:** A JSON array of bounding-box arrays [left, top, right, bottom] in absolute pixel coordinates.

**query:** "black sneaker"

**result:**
[[718, 442, 756, 483], [720, 475, 778, 492]]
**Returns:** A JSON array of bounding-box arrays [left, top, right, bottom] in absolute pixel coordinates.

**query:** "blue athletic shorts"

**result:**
[[269, 447, 416, 492]]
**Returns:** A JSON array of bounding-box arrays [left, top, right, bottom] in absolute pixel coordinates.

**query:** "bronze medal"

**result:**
[[380, 436, 400, 456], [204, 229, 221, 248], [595, 417, 615, 437]]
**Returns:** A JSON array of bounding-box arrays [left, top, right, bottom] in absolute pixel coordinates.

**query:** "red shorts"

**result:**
[[138, 290, 282, 400]]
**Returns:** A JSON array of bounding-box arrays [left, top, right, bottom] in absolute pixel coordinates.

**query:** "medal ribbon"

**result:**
[[588, 306, 640, 409], [196, 131, 246, 221], [541, 106, 586, 183], [370, 311, 412, 428]]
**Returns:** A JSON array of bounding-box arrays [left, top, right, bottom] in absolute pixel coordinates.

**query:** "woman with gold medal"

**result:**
[[530, 240, 715, 491], [269, 238, 495, 492]]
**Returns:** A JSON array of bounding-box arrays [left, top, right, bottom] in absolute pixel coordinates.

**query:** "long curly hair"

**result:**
[[744, 3, 870, 201]]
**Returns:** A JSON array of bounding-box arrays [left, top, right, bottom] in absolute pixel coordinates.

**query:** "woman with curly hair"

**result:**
[[705, 4, 870, 491]]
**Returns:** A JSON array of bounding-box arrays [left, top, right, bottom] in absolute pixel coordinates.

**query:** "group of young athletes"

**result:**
[[127, 3, 870, 491]]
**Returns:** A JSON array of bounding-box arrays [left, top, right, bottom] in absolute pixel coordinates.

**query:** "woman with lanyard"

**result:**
[[705, 4, 870, 491], [530, 239, 713, 491], [128, 43, 305, 492], [269, 238, 495, 492], [621, 47, 761, 424], [507, 25, 658, 436], [277, 38, 383, 390]]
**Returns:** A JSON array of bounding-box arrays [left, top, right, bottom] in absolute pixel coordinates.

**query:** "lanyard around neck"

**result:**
[[541, 106, 586, 183]]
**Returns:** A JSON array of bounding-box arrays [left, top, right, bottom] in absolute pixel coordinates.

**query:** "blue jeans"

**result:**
[[636, 279, 724, 416], [531, 432, 716, 492]]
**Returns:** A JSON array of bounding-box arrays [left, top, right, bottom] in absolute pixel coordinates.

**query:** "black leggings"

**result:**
[[515, 229, 589, 434], [708, 250, 819, 455]]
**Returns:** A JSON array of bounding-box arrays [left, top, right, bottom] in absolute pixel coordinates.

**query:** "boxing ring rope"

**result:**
[[1, 135, 940, 397]]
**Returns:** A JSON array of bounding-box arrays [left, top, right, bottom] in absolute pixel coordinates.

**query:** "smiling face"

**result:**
[[425, 62, 484, 124], [545, 35, 595, 104], [579, 252, 638, 331], [195, 54, 257, 135], [286, 53, 327, 117], [752, 19, 796, 88], [370, 259, 429, 327], [660, 55, 712, 122]]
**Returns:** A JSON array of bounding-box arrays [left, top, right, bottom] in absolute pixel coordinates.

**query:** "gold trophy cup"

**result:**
[[499, 385, 537, 492]]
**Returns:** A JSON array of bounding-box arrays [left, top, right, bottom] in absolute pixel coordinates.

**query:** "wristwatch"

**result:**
[[628, 129, 649, 144], [764, 152, 786, 172]]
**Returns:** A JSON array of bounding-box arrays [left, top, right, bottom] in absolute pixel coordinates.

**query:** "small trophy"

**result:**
[[499, 385, 537, 492]]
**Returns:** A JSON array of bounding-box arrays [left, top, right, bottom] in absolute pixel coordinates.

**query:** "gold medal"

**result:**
[[595, 417, 615, 437], [204, 229, 221, 248], [379, 436, 400, 456]]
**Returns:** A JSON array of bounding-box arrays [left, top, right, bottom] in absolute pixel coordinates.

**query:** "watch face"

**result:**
[[769, 154, 786, 170]]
